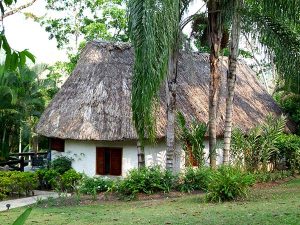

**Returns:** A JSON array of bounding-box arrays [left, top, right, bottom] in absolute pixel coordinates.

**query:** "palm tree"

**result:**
[[206, 0, 224, 168], [223, 0, 241, 164], [222, 0, 300, 164], [128, 0, 198, 172], [128, 0, 180, 169]]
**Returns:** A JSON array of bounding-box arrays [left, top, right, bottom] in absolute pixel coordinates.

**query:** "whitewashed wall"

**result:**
[[203, 140, 224, 166], [52, 139, 223, 177]]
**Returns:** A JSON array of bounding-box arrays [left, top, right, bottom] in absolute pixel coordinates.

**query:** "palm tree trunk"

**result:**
[[208, 0, 222, 169], [166, 50, 179, 173], [137, 140, 145, 168], [223, 0, 241, 164]]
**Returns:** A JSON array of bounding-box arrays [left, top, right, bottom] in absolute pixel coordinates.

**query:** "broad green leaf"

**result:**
[[4, 52, 11, 71], [10, 52, 19, 71], [2, 35, 11, 54], [4, 0, 13, 6], [18, 51, 27, 67], [23, 50, 36, 64], [12, 208, 32, 225]]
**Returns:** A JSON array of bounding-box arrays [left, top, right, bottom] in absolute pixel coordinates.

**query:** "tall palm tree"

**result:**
[[206, 0, 224, 168], [222, 0, 300, 164], [128, 0, 180, 169], [223, 0, 241, 164], [128, 0, 197, 172]]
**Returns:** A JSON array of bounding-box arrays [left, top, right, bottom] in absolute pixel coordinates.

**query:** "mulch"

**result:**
[[253, 175, 299, 189]]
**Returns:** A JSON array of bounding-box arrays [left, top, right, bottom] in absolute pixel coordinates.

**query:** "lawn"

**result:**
[[1, 179, 300, 225]]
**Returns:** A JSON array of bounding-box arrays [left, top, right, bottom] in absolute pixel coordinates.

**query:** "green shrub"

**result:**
[[274, 92, 300, 134], [116, 166, 177, 199], [0, 176, 10, 200], [44, 169, 61, 189], [0, 171, 38, 199], [61, 169, 82, 192], [206, 166, 255, 202], [253, 170, 293, 183], [231, 115, 286, 172], [276, 134, 300, 173], [51, 156, 72, 174], [177, 112, 207, 167], [36, 168, 82, 192], [79, 176, 114, 195], [178, 167, 212, 192]]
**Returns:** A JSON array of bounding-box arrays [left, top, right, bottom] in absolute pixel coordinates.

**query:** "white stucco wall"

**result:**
[[203, 140, 224, 166], [51, 139, 223, 177]]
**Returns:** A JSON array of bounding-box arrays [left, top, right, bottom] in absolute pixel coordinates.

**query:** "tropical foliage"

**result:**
[[206, 166, 255, 202], [0, 171, 38, 200], [0, 65, 60, 160], [177, 112, 207, 167], [128, 0, 180, 145], [231, 115, 286, 172]]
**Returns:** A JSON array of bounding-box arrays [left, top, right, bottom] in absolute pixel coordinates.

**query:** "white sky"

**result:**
[[4, 0, 205, 65], [5, 0, 68, 64]]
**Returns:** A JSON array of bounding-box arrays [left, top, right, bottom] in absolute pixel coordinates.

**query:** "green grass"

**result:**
[[1, 179, 300, 225]]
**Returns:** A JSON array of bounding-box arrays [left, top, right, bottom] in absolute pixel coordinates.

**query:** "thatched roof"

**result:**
[[36, 41, 293, 141]]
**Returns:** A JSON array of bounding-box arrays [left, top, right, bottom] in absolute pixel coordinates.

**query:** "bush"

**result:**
[[206, 166, 255, 202], [36, 168, 82, 192], [79, 176, 114, 195], [231, 115, 286, 172], [51, 156, 72, 174], [178, 167, 212, 192], [253, 170, 293, 183], [61, 169, 82, 192], [116, 166, 177, 199], [276, 134, 300, 173], [36, 168, 60, 190], [0, 171, 38, 200]]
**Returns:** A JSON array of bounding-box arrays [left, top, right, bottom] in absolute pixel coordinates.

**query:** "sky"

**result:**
[[4, 0, 205, 65], [5, 0, 68, 64]]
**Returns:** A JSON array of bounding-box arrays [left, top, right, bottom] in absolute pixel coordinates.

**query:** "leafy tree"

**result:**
[[25, 0, 128, 76], [192, 0, 300, 167], [0, 64, 60, 160], [40, 0, 128, 51]]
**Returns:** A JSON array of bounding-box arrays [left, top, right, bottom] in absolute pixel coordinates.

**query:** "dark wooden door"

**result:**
[[96, 148, 105, 175], [110, 148, 122, 176]]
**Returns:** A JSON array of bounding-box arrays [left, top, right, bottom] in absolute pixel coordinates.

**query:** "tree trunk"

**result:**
[[223, 0, 241, 164], [137, 140, 145, 168], [166, 50, 179, 173], [207, 0, 223, 169]]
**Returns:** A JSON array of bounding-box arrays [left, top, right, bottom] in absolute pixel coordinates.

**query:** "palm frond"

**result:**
[[243, 9, 300, 94], [128, 0, 180, 144]]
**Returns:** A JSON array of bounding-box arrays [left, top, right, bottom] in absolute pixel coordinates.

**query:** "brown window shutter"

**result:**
[[110, 148, 122, 176], [186, 143, 198, 167], [96, 148, 105, 175], [50, 138, 65, 152]]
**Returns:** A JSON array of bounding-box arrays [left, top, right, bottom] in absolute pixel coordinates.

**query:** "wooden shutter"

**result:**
[[110, 148, 122, 176], [186, 143, 198, 167], [50, 138, 65, 152], [96, 148, 105, 175]]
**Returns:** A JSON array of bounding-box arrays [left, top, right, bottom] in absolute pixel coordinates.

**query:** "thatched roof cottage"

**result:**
[[36, 41, 290, 176]]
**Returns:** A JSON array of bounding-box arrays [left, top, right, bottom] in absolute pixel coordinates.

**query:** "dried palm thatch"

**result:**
[[36, 41, 294, 141]]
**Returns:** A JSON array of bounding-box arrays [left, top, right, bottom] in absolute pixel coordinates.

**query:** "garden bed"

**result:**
[[1, 177, 300, 225]]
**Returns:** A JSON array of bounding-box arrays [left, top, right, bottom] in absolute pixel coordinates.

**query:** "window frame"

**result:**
[[96, 147, 122, 176]]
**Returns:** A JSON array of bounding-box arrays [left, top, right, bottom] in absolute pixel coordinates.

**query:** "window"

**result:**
[[50, 138, 65, 152], [96, 148, 122, 176]]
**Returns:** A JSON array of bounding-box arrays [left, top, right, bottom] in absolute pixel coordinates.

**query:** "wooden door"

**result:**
[[110, 148, 122, 176], [96, 148, 105, 175]]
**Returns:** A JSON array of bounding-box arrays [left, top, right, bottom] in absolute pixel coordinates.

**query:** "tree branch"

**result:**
[[180, 3, 206, 30], [1, 0, 37, 21]]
